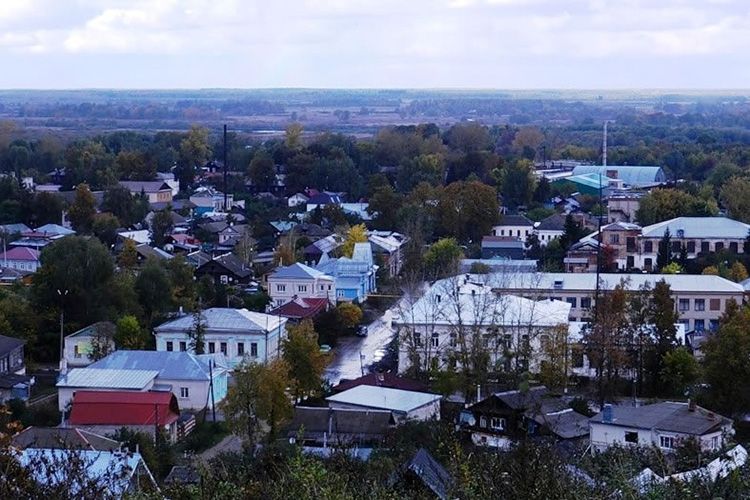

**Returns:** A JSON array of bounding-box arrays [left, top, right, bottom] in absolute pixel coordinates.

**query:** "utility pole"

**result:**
[[209, 359, 216, 423], [56, 289, 68, 374], [223, 124, 228, 212]]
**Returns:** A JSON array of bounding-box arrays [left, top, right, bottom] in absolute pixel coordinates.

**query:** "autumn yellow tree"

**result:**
[[341, 224, 368, 257], [283, 319, 328, 401], [118, 238, 138, 269]]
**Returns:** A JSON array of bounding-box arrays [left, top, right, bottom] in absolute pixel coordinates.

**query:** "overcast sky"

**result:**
[[0, 0, 748, 89]]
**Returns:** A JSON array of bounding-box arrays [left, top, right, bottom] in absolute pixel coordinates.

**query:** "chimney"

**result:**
[[602, 404, 614, 423], [688, 399, 696, 412]]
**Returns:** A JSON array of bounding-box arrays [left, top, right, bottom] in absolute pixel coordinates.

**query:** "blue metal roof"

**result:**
[[272, 262, 331, 280], [88, 350, 219, 381]]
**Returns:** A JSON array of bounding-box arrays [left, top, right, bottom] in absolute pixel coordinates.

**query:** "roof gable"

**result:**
[[88, 350, 216, 380]]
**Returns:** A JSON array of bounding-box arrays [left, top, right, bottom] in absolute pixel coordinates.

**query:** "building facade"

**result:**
[[267, 263, 336, 308]]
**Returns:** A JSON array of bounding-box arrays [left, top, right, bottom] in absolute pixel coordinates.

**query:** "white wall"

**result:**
[[58, 380, 155, 412]]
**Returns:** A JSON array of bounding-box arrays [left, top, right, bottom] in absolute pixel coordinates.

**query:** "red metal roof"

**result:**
[[270, 297, 330, 320], [0, 247, 40, 261], [69, 390, 180, 427]]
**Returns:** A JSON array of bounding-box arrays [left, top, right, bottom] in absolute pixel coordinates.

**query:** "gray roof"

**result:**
[[0, 223, 31, 234], [154, 308, 286, 334], [326, 385, 441, 413], [482, 237, 525, 249], [497, 214, 534, 227], [641, 217, 750, 239], [530, 408, 590, 439], [405, 448, 453, 500], [88, 350, 223, 381], [119, 180, 171, 193], [571, 165, 667, 187], [271, 262, 332, 280], [66, 321, 116, 339], [0, 334, 24, 355], [495, 386, 548, 410], [536, 213, 566, 231], [496, 272, 744, 294], [56, 368, 158, 389], [590, 401, 732, 435], [286, 406, 393, 440], [11, 427, 120, 451]]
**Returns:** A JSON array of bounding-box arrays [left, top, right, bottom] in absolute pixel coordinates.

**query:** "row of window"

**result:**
[[413, 331, 529, 350], [275, 284, 333, 293], [165, 340, 258, 357], [624, 432, 718, 451], [678, 298, 721, 312]]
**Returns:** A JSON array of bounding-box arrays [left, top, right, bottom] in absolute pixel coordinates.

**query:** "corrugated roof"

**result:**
[[88, 350, 222, 381], [66, 321, 116, 339], [154, 307, 286, 333], [496, 214, 534, 227], [0, 246, 40, 261], [69, 390, 179, 426], [536, 213, 566, 231], [36, 224, 75, 236], [0, 334, 25, 355], [326, 385, 441, 413], [11, 427, 120, 451], [642, 217, 750, 239], [57, 368, 158, 389], [590, 401, 732, 435]]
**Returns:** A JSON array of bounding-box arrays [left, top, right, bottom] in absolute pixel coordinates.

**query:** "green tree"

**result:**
[[396, 153, 446, 192], [115, 150, 156, 181], [91, 213, 120, 247], [102, 185, 136, 226], [661, 347, 700, 397], [67, 183, 96, 233], [114, 315, 148, 350], [646, 280, 679, 394], [222, 359, 292, 443], [702, 301, 750, 416], [367, 184, 403, 230], [660, 262, 683, 274], [656, 228, 672, 270], [135, 259, 172, 324], [119, 238, 138, 269], [31, 192, 64, 226], [248, 151, 276, 191], [720, 176, 750, 223], [729, 261, 749, 282], [150, 208, 174, 248], [437, 180, 498, 242], [188, 308, 206, 354], [176, 125, 211, 189], [282, 319, 327, 400], [423, 238, 463, 279], [285, 122, 303, 150], [636, 188, 718, 225], [496, 159, 536, 208]]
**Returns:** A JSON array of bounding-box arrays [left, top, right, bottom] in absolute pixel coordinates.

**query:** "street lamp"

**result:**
[[57, 289, 68, 373]]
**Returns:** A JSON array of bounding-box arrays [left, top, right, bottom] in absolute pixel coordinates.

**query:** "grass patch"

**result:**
[[178, 421, 230, 454]]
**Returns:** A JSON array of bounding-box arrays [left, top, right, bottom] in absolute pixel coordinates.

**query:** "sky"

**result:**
[[0, 0, 749, 89]]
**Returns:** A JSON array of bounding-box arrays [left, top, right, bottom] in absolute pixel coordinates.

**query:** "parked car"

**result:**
[[320, 344, 332, 354]]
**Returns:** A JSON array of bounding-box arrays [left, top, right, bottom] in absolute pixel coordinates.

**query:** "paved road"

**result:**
[[325, 290, 422, 385], [199, 434, 243, 462]]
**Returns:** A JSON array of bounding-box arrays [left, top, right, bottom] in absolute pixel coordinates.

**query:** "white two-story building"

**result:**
[[154, 308, 287, 368]]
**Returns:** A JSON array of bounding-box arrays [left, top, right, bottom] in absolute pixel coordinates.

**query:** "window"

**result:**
[[730, 242, 739, 253], [571, 347, 584, 368], [220, 342, 227, 355], [687, 241, 696, 253], [502, 334, 512, 350], [431, 332, 439, 348], [660, 435, 676, 450], [710, 436, 719, 450], [414, 332, 422, 347], [540, 335, 550, 351], [695, 299, 705, 311], [566, 297, 577, 308], [337, 290, 345, 297], [250, 342, 258, 357], [276, 284, 286, 292], [483, 334, 493, 348], [644, 241, 653, 253], [679, 299, 690, 312], [480, 416, 487, 428], [320, 285, 325, 291], [709, 319, 720, 332], [166, 341, 174, 352], [298, 285, 307, 292], [449, 332, 457, 348], [701, 241, 710, 253], [609, 234, 620, 244], [715, 242, 724, 251], [694, 319, 705, 332], [74, 345, 81, 358], [180, 387, 189, 398], [625, 431, 638, 444], [710, 298, 721, 311], [671, 241, 681, 252], [490, 417, 505, 431], [237, 342, 245, 356], [644, 258, 653, 269], [220, 275, 229, 285], [581, 297, 592, 309], [179, 341, 187, 351], [208, 342, 216, 354]]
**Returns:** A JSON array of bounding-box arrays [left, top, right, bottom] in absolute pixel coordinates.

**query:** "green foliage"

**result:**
[[150, 208, 174, 247], [336, 302, 363, 329], [114, 315, 148, 350], [437, 180, 499, 243], [469, 262, 491, 274], [661, 347, 701, 397], [91, 212, 120, 247], [636, 188, 718, 226], [720, 176, 750, 223], [135, 259, 172, 324], [67, 183, 96, 233], [423, 238, 463, 279], [248, 151, 276, 190], [660, 261, 683, 274]]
